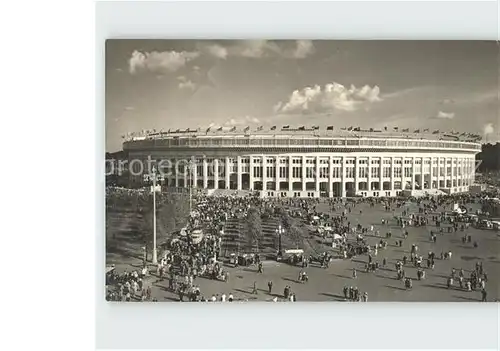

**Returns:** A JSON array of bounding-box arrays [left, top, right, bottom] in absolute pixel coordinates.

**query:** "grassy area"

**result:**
[[105, 191, 189, 265]]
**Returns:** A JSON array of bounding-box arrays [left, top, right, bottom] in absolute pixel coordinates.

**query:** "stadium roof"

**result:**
[[124, 126, 481, 144]]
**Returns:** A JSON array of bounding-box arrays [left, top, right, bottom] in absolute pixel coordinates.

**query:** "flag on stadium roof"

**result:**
[[347, 126, 353, 131], [205, 127, 211, 133], [312, 126, 319, 130], [353, 127, 361, 131], [432, 130, 439, 134], [393, 127, 399, 131], [230, 126, 236, 132], [270, 126, 277, 130], [243, 126, 250, 132], [369, 128, 374, 132], [326, 126, 334, 131], [384, 126, 388, 131], [257, 126, 263, 131], [423, 128, 429, 132], [340, 127, 347, 131], [402, 128, 409, 132], [414, 129, 420, 133], [298, 126, 305, 131], [282, 125, 290, 129], [175, 129, 181, 133], [217, 127, 223, 131]]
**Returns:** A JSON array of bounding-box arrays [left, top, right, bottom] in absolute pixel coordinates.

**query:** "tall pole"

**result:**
[[152, 166, 158, 264], [276, 225, 283, 253], [189, 160, 193, 213]]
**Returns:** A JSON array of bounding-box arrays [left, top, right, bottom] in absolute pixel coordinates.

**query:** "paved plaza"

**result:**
[[106, 199, 500, 302]]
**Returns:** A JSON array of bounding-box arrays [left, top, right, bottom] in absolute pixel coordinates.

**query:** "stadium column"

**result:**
[[288, 155, 292, 193], [203, 157, 208, 189], [214, 158, 219, 189], [354, 158, 359, 194], [191, 156, 197, 188], [341, 157, 346, 197], [301, 155, 306, 194], [438, 157, 442, 189], [367, 156, 372, 193], [429, 157, 433, 189], [249, 156, 254, 191], [225, 156, 230, 189], [420, 157, 424, 190], [411, 157, 416, 191], [454, 157, 458, 191], [237, 156, 242, 190], [274, 155, 279, 193], [390, 156, 395, 193], [183, 159, 188, 189], [401, 158, 406, 191], [175, 158, 179, 187], [315, 155, 320, 195], [450, 157, 454, 189], [462, 158, 466, 187], [262, 155, 267, 192], [379, 157, 383, 193], [328, 155, 333, 197], [446, 157, 450, 190]]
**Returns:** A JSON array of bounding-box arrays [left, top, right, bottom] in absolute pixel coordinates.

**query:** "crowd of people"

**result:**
[[106, 183, 498, 302]]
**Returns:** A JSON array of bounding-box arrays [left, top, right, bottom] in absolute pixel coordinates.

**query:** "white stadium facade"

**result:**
[[122, 127, 482, 198]]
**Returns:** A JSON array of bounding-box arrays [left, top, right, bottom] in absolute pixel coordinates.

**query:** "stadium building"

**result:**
[[122, 127, 481, 198]]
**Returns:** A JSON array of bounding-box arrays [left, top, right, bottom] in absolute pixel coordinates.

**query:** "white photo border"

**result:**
[[96, 1, 500, 350]]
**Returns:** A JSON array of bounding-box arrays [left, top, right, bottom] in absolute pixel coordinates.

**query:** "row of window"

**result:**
[[146, 157, 476, 167]]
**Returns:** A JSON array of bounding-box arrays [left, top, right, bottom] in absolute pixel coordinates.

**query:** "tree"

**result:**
[[140, 192, 190, 260], [288, 224, 303, 249], [276, 206, 302, 249], [245, 207, 263, 252]]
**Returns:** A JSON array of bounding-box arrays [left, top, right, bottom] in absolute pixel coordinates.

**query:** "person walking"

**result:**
[[481, 289, 487, 302], [252, 281, 258, 294]]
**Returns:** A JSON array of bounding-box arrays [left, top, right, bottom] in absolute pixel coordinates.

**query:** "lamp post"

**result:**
[[275, 224, 285, 254], [143, 165, 164, 264]]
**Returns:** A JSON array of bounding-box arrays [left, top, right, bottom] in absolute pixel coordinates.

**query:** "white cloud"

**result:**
[[434, 111, 455, 119], [274, 82, 382, 114], [129, 41, 316, 76], [483, 123, 495, 135], [203, 40, 315, 60], [124, 106, 134, 111], [205, 44, 228, 59], [178, 79, 197, 90], [290, 40, 315, 59], [128, 50, 200, 74], [224, 116, 261, 126]]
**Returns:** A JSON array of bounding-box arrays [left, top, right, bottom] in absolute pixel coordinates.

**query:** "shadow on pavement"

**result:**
[[452, 295, 481, 302], [384, 285, 407, 291], [319, 292, 346, 301]]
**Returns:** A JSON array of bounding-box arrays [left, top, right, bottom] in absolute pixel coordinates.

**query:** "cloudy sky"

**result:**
[[106, 40, 499, 152]]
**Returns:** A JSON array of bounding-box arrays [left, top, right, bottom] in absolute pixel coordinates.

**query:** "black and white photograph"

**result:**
[[105, 40, 499, 303]]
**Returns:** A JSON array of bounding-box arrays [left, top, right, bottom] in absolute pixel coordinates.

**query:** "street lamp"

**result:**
[[143, 165, 164, 264], [275, 224, 285, 255]]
